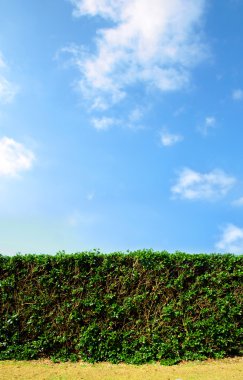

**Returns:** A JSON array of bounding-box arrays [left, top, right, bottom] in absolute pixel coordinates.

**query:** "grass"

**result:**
[[0, 357, 242, 380]]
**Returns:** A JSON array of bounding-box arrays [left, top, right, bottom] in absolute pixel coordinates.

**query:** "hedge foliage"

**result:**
[[0, 250, 242, 364]]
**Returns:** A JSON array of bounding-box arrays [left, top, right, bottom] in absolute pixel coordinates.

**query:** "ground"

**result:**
[[0, 357, 242, 380]]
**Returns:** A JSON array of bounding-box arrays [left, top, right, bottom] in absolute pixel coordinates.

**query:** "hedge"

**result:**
[[0, 250, 242, 364]]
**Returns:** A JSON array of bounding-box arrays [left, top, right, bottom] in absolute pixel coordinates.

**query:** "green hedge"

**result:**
[[0, 250, 242, 364]]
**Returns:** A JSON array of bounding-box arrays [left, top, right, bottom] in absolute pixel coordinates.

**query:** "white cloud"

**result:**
[[0, 137, 35, 177], [216, 224, 243, 253], [171, 168, 236, 200], [70, 0, 122, 18], [0, 52, 18, 104], [126, 107, 147, 130], [232, 88, 243, 101], [91, 116, 119, 130], [197, 116, 216, 136], [68, 0, 207, 108], [205, 116, 216, 127], [0, 53, 6, 69], [129, 108, 144, 123], [0, 76, 18, 104], [160, 129, 183, 146], [232, 197, 243, 207]]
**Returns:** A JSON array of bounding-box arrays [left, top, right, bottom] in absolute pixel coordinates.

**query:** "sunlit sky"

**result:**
[[1, 0, 243, 255]]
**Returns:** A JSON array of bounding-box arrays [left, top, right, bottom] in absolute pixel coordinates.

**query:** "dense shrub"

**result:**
[[0, 250, 242, 364]]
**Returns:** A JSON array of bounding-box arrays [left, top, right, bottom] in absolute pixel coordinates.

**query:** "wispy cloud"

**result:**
[[129, 108, 144, 123], [0, 77, 18, 104], [68, 0, 207, 109], [126, 107, 147, 130], [0, 137, 35, 177], [86, 191, 95, 201], [67, 210, 99, 227], [197, 116, 216, 136], [0, 53, 6, 69], [232, 88, 243, 101], [216, 224, 243, 253], [0, 52, 18, 104], [232, 197, 243, 207], [173, 106, 186, 117], [160, 129, 183, 146], [91, 116, 120, 131], [171, 168, 236, 200]]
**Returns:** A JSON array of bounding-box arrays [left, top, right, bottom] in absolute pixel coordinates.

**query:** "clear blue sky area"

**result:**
[[0, 0, 243, 255]]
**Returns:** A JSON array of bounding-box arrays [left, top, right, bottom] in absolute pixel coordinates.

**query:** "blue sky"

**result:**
[[1, 0, 243, 255]]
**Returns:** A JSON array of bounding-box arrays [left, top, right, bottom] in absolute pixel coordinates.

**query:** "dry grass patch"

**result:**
[[0, 357, 242, 380]]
